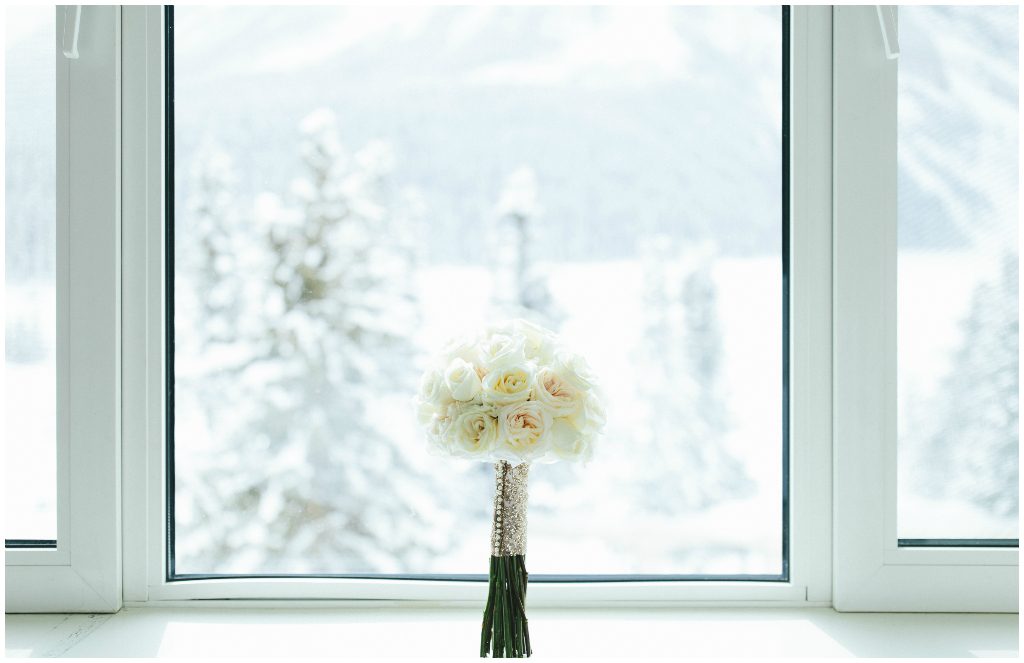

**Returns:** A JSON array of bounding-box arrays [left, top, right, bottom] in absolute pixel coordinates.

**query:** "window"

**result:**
[[5, 5, 57, 546], [832, 5, 1018, 612], [169, 6, 787, 579], [896, 5, 1018, 544], [5, 5, 122, 613], [7, 5, 1015, 612]]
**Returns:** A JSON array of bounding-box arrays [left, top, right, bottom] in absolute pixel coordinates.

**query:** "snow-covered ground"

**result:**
[[5, 285, 57, 540], [897, 251, 1018, 540], [4, 254, 1016, 568], [8, 251, 1013, 565]]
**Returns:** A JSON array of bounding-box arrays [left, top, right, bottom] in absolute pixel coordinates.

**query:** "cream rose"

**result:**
[[566, 390, 606, 436], [477, 333, 526, 370], [548, 418, 595, 462], [417, 368, 452, 414], [440, 335, 480, 365], [415, 399, 438, 427], [497, 401, 551, 459], [513, 318, 557, 364], [481, 361, 534, 406], [553, 352, 596, 392], [533, 366, 583, 417], [416, 369, 455, 452], [445, 357, 482, 402], [447, 402, 499, 457]]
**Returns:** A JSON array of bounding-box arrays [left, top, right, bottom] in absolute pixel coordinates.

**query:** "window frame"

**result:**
[[5, 5, 123, 613], [10, 5, 1014, 612], [831, 5, 1018, 613], [119, 4, 835, 606]]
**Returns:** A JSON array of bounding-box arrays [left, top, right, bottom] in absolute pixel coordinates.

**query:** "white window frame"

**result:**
[[831, 5, 1018, 612], [119, 5, 834, 607], [8, 5, 1016, 612], [5, 5, 123, 613]]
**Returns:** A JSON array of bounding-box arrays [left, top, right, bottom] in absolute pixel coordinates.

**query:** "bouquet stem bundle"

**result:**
[[480, 462, 532, 658]]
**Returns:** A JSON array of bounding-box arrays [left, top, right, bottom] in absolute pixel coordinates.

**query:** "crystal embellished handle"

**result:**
[[490, 461, 529, 557]]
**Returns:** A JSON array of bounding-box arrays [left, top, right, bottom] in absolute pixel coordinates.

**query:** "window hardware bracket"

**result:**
[[62, 6, 82, 59], [876, 6, 900, 60]]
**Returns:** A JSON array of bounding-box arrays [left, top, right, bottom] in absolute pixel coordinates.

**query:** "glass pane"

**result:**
[[173, 6, 783, 575], [897, 6, 1019, 541], [5, 7, 57, 542]]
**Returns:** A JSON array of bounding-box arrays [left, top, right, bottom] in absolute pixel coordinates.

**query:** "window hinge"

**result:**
[[62, 6, 82, 60], [876, 6, 900, 60]]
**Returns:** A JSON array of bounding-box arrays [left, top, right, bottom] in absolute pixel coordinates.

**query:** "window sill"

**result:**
[[5, 607, 1017, 658]]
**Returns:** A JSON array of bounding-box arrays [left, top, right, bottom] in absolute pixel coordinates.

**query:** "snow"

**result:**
[[5, 363, 57, 540], [2, 256, 1014, 568], [4, 278, 57, 539]]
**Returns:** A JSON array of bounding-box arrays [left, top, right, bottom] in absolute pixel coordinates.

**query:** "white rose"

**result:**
[[440, 335, 480, 366], [418, 368, 452, 407], [477, 332, 526, 370], [480, 320, 516, 337], [418, 398, 459, 454], [497, 401, 552, 460], [553, 351, 597, 392], [548, 417, 594, 462], [567, 390, 607, 436], [445, 358, 482, 402], [424, 412, 449, 449], [513, 318, 558, 364], [533, 366, 584, 417], [415, 398, 438, 427], [416, 369, 455, 451], [481, 361, 534, 406], [447, 402, 499, 458]]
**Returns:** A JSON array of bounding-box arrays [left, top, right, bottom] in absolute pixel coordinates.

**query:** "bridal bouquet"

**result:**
[[415, 319, 606, 658]]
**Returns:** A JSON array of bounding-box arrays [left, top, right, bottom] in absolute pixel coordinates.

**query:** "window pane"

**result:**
[[897, 6, 1019, 541], [173, 6, 783, 575], [5, 7, 57, 542]]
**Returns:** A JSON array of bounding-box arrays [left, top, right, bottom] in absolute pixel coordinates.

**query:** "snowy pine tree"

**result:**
[[175, 146, 270, 425], [917, 253, 1018, 517], [178, 110, 455, 573], [634, 238, 753, 512], [489, 167, 563, 329], [184, 146, 244, 347]]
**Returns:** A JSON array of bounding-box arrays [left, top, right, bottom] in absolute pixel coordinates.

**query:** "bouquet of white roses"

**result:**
[[414, 319, 606, 658]]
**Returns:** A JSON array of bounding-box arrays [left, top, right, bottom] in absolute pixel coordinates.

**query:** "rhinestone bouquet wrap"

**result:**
[[414, 320, 606, 658], [482, 462, 531, 657]]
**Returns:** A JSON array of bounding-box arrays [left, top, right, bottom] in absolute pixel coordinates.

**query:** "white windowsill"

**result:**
[[5, 607, 1018, 658]]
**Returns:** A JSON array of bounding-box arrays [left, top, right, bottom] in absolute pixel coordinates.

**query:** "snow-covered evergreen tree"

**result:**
[[634, 238, 753, 512], [681, 251, 730, 442], [917, 253, 1018, 517], [175, 146, 269, 426], [178, 110, 456, 573], [489, 167, 563, 329], [184, 146, 244, 346]]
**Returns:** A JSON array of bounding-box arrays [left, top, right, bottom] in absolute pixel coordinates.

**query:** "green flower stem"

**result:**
[[506, 556, 523, 654], [481, 555, 531, 658], [480, 556, 498, 657], [517, 555, 532, 657], [493, 558, 505, 656], [501, 557, 514, 657]]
